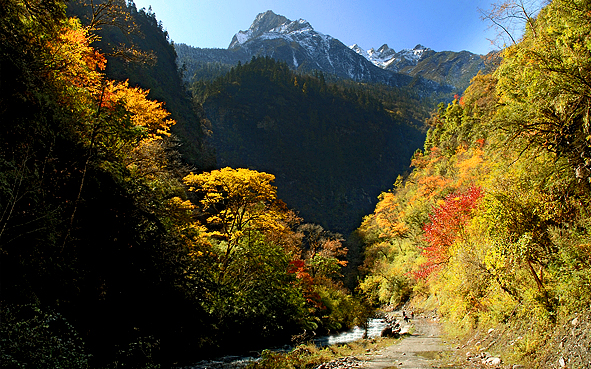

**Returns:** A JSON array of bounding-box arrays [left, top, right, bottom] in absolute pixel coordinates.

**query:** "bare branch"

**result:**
[[479, 0, 548, 48]]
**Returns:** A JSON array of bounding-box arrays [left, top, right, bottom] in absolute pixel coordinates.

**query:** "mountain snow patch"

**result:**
[[349, 43, 430, 70]]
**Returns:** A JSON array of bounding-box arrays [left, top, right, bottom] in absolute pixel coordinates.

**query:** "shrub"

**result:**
[[0, 304, 91, 369]]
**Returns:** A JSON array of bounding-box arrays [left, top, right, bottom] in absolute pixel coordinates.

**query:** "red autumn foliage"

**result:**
[[288, 259, 323, 308], [415, 186, 484, 279], [288, 259, 308, 278]]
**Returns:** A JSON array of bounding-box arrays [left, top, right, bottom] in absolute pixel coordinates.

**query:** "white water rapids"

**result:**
[[182, 318, 389, 369], [313, 318, 388, 346]]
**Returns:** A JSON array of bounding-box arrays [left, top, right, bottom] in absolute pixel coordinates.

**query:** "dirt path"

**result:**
[[364, 315, 454, 369]]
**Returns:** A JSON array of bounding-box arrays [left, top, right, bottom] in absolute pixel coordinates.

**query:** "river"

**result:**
[[313, 318, 388, 346], [182, 318, 389, 369]]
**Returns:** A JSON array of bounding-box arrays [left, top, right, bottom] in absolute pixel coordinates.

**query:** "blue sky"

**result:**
[[131, 0, 537, 55]]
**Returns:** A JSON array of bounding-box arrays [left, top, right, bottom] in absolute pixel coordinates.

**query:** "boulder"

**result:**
[[380, 325, 401, 338], [485, 357, 502, 366]]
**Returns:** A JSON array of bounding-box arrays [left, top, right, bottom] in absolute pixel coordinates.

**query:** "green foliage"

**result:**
[[314, 284, 365, 332], [494, 0, 591, 185], [0, 305, 91, 369], [206, 233, 309, 345], [358, 3, 591, 365]]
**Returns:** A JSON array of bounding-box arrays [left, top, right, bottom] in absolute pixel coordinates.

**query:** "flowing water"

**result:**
[[182, 318, 389, 368], [313, 318, 388, 346]]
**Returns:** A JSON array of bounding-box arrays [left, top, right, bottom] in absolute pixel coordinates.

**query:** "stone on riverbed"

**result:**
[[315, 356, 365, 369]]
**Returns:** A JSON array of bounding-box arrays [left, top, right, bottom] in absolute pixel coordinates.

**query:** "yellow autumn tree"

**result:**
[[183, 168, 311, 331], [184, 168, 283, 237], [99, 80, 178, 179], [107, 80, 175, 141], [183, 167, 289, 272]]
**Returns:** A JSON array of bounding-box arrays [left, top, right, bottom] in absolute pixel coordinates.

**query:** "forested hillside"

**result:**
[[3, 0, 590, 368], [357, 0, 591, 367], [67, 0, 214, 168], [192, 57, 430, 234], [0, 1, 370, 367], [393, 49, 494, 93]]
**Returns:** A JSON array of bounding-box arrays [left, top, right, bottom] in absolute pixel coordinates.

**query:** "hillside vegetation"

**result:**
[[191, 57, 430, 234], [357, 0, 591, 367], [67, 0, 214, 168], [2, 0, 590, 368], [0, 1, 370, 367]]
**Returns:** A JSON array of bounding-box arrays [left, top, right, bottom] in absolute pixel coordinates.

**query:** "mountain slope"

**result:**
[[176, 11, 452, 95], [67, 1, 214, 169], [193, 57, 427, 234], [351, 44, 488, 92]]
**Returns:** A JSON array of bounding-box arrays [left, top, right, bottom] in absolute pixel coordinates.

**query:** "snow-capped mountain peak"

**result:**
[[406, 44, 428, 60], [350, 44, 369, 58], [229, 10, 320, 49], [349, 43, 430, 70], [274, 18, 314, 34]]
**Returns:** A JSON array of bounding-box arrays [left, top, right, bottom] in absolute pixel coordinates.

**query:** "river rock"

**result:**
[[485, 356, 502, 366], [315, 356, 364, 369]]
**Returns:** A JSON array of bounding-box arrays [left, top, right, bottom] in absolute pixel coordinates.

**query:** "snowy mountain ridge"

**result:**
[[229, 10, 327, 49], [176, 10, 487, 93], [225, 10, 390, 82], [350, 43, 430, 71]]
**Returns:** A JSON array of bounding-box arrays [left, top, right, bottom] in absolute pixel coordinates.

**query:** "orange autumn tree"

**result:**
[[49, 18, 106, 89], [45, 17, 175, 165]]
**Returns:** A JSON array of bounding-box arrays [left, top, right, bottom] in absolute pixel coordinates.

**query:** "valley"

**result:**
[[174, 10, 488, 235], [2, 1, 590, 368]]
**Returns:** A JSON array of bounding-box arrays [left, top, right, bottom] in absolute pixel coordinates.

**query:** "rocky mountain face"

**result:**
[[226, 11, 380, 81], [351, 43, 428, 71], [176, 10, 459, 94], [350, 43, 488, 92]]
